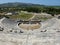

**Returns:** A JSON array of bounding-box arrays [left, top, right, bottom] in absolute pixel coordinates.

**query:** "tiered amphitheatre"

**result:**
[[0, 17, 20, 32], [40, 16, 60, 32], [0, 16, 60, 32], [0, 17, 60, 45], [0, 17, 41, 33]]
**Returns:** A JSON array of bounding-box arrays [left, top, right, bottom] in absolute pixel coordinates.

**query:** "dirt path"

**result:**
[[28, 14, 36, 20]]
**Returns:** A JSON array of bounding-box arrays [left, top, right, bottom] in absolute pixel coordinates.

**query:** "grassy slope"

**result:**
[[8, 12, 33, 20]]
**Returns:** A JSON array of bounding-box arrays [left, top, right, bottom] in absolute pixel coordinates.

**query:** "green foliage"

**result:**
[[0, 2, 60, 15], [7, 12, 33, 20]]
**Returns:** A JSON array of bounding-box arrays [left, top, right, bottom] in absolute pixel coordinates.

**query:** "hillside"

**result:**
[[0, 2, 60, 8], [0, 2, 44, 7]]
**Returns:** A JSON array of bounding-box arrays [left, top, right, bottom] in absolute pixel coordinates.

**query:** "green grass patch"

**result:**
[[32, 15, 53, 21], [7, 12, 33, 20]]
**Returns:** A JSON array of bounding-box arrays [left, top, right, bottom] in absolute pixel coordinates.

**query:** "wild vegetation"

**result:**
[[0, 2, 60, 21], [6, 12, 33, 20], [0, 2, 60, 16], [0, 6, 60, 15]]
